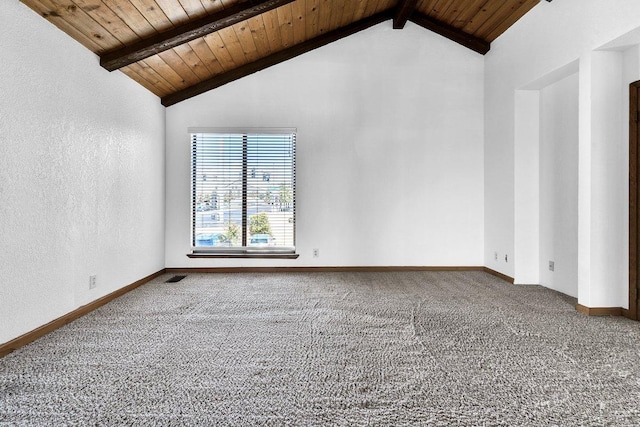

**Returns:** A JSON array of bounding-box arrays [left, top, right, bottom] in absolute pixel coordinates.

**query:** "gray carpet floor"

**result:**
[[2, 271, 640, 426]]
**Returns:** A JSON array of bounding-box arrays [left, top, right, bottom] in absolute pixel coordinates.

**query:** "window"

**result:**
[[190, 129, 296, 257]]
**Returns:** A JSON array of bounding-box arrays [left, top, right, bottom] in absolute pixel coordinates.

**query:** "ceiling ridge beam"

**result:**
[[100, 0, 296, 72], [161, 10, 394, 107], [393, 0, 419, 29], [409, 12, 490, 55]]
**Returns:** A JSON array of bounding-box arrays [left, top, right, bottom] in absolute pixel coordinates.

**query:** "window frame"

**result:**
[[188, 128, 298, 259]]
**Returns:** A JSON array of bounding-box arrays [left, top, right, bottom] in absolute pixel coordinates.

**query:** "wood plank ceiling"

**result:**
[[21, 0, 541, 106]]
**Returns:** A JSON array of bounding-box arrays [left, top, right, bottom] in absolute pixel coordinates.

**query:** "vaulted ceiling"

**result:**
[[22, 0, 541, 106]]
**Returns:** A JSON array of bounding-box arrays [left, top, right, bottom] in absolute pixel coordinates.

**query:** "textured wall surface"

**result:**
[[0, 1, 166, 344], [165, 22, 485, 268]]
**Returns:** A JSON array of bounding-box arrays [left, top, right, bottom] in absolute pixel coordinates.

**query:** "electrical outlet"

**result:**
[[549, 261, 555, 272], [504, 254, 508, 263], [313, 248, 319, 258], [494, 252, 498, 261], [89, 275, 97, 289]]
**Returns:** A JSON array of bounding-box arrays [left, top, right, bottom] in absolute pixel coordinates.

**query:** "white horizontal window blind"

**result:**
[[191, 130, 296, 255]]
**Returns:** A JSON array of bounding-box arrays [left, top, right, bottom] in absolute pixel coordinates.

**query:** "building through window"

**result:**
[[190, 129, 296, 255]]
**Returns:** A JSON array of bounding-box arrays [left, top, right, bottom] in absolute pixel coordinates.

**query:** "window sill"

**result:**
[[187, 253, 299, 259]]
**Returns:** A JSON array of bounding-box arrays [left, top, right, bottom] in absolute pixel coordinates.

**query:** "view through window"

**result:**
[[191, 130, 296, 254]]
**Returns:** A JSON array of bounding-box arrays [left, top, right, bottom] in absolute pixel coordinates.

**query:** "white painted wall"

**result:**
[[513, 90, 540, 285], [0, 1, 166, 344], [581, 51, 626, 308], [165, 22, 485, 268], [514, 61, 579, 287], [539, 73, 579, 297], [486, 0, 640, 308]]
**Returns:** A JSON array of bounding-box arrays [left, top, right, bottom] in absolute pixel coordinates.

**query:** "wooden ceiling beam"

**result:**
[[393, 0, 419, 29], [100, 0, 296, 71], [162, 10, 394, 107], [409, 12, 490, 55]]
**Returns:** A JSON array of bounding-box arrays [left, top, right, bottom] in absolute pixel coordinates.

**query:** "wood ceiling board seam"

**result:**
[[328, 0, 347, 32], [276, 5, 295, 48], [338, 0, 358, 27], [154, 0, 190, 25], [161, 9, 393, 106], [198, 0, 213, 13], [121, 64, 167, 95], [290, 0, 306, 44], [128, 0, 174, 32], [232, 20, 261, 62], [431, 0, 460, 24], [427, 0, 452, 19], [437, 0, 459, 17], [199, 0, 226, 13], [173, 43, 214, 79], [136, 59, 180, 92], [449, 0, 487, 29], [261, 8, 284, 51], [484, 0, 539, 42], [100, 0, 295, 71], [362, 0, 381, 18], [143, 54, 192, 88], [217, 25, 250, 65], [415, 0, 428, 12], [70, 0, 141, 45], [178, 0, 208, 18], [479, 2, 521, 41], [21, 0, 105, 53], [33, 0, 124, 51], [247, 14, 273, 56], [125, 61, 175, 95], [61, 0, 125, 47], [317, 0, 332, 34], [439, 0, 466, 25], [375, 0, 394, 18], [187, 38, 226, 74], [99, 0, 158, 39], [305, 0, 321, 40], [376, 0, 390, 10], [126, 63, 177, 97], [420, 0, 439, 15], [350, 0, 369, 22], [203, 31, 239, 71], [158, 48, 203, 85], [461, 0, 496, 34], [473, 0, 525, 40]]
